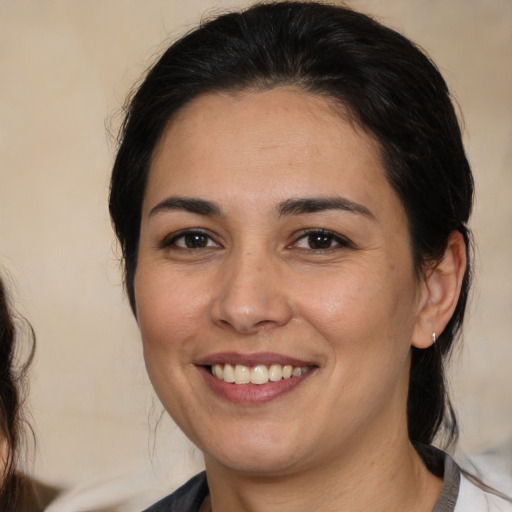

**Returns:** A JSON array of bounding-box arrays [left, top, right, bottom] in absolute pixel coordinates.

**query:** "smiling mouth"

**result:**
[[210, 363, 312, 385]]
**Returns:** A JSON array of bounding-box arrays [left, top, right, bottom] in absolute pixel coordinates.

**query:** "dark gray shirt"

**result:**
[[143, 445, 460, 512]]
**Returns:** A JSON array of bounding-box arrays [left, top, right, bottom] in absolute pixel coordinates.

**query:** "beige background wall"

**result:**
[[1, 0, 511, 491]]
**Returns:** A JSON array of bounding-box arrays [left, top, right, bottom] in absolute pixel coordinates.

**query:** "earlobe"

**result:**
[[412, 231, 467, 349]]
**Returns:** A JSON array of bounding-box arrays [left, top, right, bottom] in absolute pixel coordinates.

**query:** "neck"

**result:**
[[203, 432, 442, 512]]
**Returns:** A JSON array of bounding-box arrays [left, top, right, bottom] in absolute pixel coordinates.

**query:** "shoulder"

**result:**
[[416, 443, 512, 512], [455, 472, 512, 512], [143, 472, 209, 512]]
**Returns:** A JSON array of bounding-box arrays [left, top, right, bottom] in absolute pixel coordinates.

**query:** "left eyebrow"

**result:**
[[277, 197, 375, 219], [149, 196, 222, 218]]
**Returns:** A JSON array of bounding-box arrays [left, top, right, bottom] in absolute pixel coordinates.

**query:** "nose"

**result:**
[[210, 249, 293, 334]]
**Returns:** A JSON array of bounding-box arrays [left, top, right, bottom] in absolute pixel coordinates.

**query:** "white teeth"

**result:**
[[213, 364, 223, 380], [234, 364, 250, 384], [283, 365, 293, 379], [268, 364, 283, 381], [251, 365, 269, 385], [223, 363, 235, 383], [211, 363, 310, 385]]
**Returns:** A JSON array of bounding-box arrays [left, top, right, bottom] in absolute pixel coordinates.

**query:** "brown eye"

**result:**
[[293, 229, 353, 251], [307, 233, 334, 249], [181, 233, 209, 248], [164, 230, 220, 250]]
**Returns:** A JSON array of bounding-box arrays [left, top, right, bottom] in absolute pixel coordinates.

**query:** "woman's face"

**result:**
[[135, 88, 428, 476]]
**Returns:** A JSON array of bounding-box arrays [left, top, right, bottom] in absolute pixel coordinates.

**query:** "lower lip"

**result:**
[[197, 366, 315, 404]]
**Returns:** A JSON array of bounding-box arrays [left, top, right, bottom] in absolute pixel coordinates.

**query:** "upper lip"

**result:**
[[195, 352, 316, 368]]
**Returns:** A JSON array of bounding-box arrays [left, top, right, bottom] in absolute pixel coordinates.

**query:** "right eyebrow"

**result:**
[[277, 196, 374, 220], [149, 196, 222, 218]]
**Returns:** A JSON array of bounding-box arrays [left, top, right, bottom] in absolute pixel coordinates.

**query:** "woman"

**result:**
[[0, 276, 61, 511], [0, 277, 35, 509], [109, 2, 511, 511], [0, 275, 33, 509]]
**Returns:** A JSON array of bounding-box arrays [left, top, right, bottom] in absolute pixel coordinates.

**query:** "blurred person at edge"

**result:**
[[0, 275, 60, 510], [108, 2, 512, 511]]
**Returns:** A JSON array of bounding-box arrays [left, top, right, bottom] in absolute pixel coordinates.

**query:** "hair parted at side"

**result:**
[[109, 1, 473, 447]]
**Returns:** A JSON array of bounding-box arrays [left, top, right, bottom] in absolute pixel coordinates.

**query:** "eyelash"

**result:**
[[159, 229, 220, 250], [291, 229, 354, 251], [159, 228, 353, 252]]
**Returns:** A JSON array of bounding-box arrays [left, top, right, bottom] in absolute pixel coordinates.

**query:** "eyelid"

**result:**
[[157, 227, 353, 251], [158, 228, 221, 250], [291, 228, 355, 250]]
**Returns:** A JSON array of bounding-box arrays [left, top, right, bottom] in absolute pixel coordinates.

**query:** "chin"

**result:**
[[201, 429, 308, 476], [208, 448, 305, 476]]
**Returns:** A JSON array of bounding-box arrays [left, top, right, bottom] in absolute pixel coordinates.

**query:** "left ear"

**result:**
[[412, 231, 467, 349]]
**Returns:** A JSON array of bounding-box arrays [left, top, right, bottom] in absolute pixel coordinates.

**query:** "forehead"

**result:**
[[159, 87, 372, 159], [144, 87, 403, 227]]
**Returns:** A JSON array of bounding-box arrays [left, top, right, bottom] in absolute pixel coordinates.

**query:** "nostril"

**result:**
[[210, 269, 293, 333]]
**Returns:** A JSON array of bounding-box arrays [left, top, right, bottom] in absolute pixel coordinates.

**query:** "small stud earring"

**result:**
[[432, 332, 437, 344]]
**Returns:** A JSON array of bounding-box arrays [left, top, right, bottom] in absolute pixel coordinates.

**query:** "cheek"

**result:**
[[133, 270, 202, 414], [134, 267, 208, 361], [293, 262, 418, 352]]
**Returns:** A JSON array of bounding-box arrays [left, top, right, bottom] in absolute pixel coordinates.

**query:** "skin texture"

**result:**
[[134, 88, 466, 511]]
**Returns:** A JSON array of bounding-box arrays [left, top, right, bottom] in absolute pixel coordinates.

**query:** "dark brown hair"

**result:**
[[110, 1, 473, 447], [0, 277, 35, 509]]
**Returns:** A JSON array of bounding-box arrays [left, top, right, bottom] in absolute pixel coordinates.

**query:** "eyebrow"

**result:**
[[149, 197, 222, 217], [148, 195, 374, 220], [277, 197, 374, 219]]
